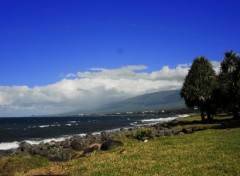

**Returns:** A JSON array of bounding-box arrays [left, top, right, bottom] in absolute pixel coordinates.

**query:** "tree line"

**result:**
[[181, 51, 240, 121]]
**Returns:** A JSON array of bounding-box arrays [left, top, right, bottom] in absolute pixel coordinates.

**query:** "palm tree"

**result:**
[[218, 51, 240, 119], [181, 57, 217, 121]]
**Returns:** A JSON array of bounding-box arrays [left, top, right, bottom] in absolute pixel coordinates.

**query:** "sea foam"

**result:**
[[0, 141, 19, 150]]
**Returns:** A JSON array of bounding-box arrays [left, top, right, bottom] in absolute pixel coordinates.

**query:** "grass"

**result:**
[[0, 155, 50, 176], [1, 114, 240, 176]]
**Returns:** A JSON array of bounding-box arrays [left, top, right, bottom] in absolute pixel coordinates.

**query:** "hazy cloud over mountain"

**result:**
[[0, 61, 220, 117]]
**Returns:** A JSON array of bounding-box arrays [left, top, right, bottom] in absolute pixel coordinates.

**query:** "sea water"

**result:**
[[0, 114, 190, 150]]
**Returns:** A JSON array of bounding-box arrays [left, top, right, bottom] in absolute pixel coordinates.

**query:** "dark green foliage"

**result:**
[[134, 128, 152, 140], [218, 51, 240, 118], [181, 57, 217, 121]]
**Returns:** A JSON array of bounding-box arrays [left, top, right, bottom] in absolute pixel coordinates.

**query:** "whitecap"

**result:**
[[177, 114, 190, 118], [39, 125, 50, 128], [68, 121, 76, 123], [0, 141, 19, 150], [141, 116, 177, 122]]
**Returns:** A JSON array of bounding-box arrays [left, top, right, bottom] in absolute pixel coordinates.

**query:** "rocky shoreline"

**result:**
[[0, 119, 204, 161]]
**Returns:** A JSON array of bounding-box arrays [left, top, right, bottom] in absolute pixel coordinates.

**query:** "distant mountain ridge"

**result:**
[[96, 89, 185, 113]]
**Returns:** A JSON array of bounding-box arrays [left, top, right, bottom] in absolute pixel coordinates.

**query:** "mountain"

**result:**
[[91, 89, 185, 113]]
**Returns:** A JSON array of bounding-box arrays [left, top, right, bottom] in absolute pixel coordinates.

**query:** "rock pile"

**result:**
[[0, 120, 204, 161]]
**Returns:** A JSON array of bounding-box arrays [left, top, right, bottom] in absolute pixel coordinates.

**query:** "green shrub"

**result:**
[[134, 128, 152, 140]]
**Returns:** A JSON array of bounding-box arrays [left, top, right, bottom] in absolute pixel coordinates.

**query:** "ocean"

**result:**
[[0, 114, 189, 150]]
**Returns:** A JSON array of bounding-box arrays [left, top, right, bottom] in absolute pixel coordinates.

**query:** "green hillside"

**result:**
[[96, 89, 185, 113]]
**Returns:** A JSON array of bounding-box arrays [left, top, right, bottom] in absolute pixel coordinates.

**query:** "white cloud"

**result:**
[[65, 73, 77, 78], [0, 62, 220, 117], [211, 61, 221, 73]]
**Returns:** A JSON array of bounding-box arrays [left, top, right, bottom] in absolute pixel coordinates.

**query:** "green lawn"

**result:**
[[1, 115, 240, 176], [61, 128, 240, 176]]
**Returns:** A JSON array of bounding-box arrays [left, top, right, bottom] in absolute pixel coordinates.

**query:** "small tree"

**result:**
[[218, 51, 240, 119], [181, 57, 217, 121]]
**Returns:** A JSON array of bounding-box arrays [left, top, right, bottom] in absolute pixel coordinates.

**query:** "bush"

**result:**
[[134, 128, 152, 140]]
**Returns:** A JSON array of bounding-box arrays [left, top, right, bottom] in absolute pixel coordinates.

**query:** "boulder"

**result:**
[[62, 140, 71, 148], [48, 141, 56, 147], [164, 129, 173, 136], [71, 139, 85, 151], [30, 145, 41, 155], [81, 147, 97, 157], [39, 149, 50, 157], [0, 150, 11, 157], [177, 132, 185, 135], [182, 128, 193, 134], [89, 143, 102, 150], [100, 140, 124, 151], [156, 130, 165, 137], [19, 142, 32, 152]]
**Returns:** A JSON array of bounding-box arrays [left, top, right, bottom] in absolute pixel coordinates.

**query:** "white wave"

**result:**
[[68, 121, 76, 123], [25, 136, 70, 145], [130, 123, 142, 127], [0, 141, 19, 150], [177, 114, 190, 118], [27, 126, 37, 129], [141, 117, 177, 122], [92, 131, 101, 135], [51, 124, 60, 127], [39, 125, 50, 128], [65, 124, 71, 126]]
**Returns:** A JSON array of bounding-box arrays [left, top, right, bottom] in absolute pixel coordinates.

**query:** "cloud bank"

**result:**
[[0, 61, 220, 117]]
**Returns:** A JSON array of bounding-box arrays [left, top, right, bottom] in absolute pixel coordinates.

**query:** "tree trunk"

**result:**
[[206, 109, 213, 122], [233, 107, 239, 119], [200, 107, 205, 122]]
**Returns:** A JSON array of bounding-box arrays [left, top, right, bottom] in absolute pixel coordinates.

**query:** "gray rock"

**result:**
[[182, 128, 193, 134], [39, 149, 49, 157], [49, 141, 56, 147], [81, 146, 97, 157], [30, 145, 41, 155], [0, 150, 11, 157], [55, 141, 61, 148], [62, 140, 71, 148], [177, 132, 185, 135], [100, 140, 124, 151], [19, 142, 32, 152], [164, 129, 173, 136], [71, 139, 85, 151], [157, 130, 165, 136]]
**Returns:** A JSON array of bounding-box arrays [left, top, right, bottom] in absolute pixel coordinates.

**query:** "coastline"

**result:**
[[0, 114, 191, 151], [0, 114, 197, 161]]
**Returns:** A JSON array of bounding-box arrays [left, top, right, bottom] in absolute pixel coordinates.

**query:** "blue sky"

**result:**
[[0, 0, 240, 116], [1, 0, 239, 87]]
